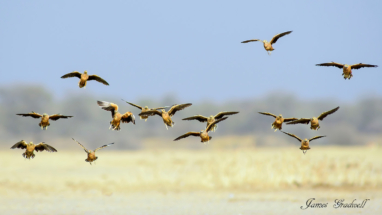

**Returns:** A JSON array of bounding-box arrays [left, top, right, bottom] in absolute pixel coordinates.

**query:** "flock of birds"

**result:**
[[10, 31, 379, 163]]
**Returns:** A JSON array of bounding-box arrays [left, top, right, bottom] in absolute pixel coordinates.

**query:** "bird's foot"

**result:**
[[303, 150, 307, 155], [274, 129, 278, 132], [145, 119, 147, 122], [165, 124, 168, 130]]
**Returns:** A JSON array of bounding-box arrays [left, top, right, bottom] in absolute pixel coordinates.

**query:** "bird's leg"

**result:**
[[145, 119, 147, 122], [109, 124, 112, 129], [303, 150, 307, 155], [274, 128, 278, 132], [165, 124, 168, 130], [41, 126, 43, 130]]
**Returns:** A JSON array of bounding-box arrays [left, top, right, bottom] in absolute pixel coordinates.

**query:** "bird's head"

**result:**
[[344, 64, 349, 68], [161, 109, 165, 113], [144, 106, 149, 110], [84, 70, 88, 74], [43, 113, 48, 116], [209, 115, 214, 119], [28, 142, 34, 146], [263, 40, 268, 43], [200, 130, 204, 133]]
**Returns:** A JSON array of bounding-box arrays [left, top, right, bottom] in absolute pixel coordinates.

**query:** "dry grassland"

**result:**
[[1, 146, 381, 214]]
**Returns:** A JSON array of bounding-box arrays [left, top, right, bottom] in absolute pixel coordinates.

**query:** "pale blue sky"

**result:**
[[1, 0, 381, 102]]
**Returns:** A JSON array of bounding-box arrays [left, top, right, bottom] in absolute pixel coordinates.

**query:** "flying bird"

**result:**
[[72, 138, 114, 165], [61, 70, 109, 88], [258, 112, 298, 132], [97, 101, 135, 131], [182, 111, 239, 132], [11, 140, 57, 159], [281, 131, 325, 154], [174, 117, 228, 144], [139, 103, 192, 130], [286, 106, 339, 130], [122, 99, 168, 121], [16, 112, 73, 130], [316, 62, 378, 80], [241, 31, 292, 55]]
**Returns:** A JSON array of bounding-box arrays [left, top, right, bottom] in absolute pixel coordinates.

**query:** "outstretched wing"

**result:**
[[286, 118, 311, 125], [87, 75, 109, 85], [11, 140, 28, 149], [281, 131, 302, 142], [121, 112, 135, 124], [283, 117, 298, 122], [34, 142, 57, 152], [316, 62, 344, 69], [49, 114, 73, 121], [16, 112, 42, 119], [309, 136, 326, 142], [241, 39, 261, 43], [174, 132, 200, 141], [182, 115, 208, 122], [317, 106, 339, 121], [94, 143, 114, 152], [72, 138, 89, 153], [214, 111, 239, 120], [350, 63, 378, 70], [61, 71, 82, 79], [168, 103, 192, 117], [270, 31, 292, 44], [139, 109, 162, 117], [97, 101, 118, 117], [206, 117, 228, 132], [258, 112, 277, 118], [152, 106, 169, 110], [122, 100, 142, 110]]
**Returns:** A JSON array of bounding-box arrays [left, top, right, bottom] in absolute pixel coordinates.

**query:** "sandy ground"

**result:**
[[1, 189, 380, 215], [1, 147, 381, 214]]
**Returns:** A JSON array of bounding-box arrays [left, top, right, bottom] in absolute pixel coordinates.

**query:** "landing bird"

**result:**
[[258, 112, 297, 132], [61, 70, 109, 88], [11, 140, 57, 159], [174, 117, 228, 144], [122, 99, 168, 121], [316, 62, 378, 80], [281, 131, 325, 154], [72, 138, 113, 165], [286, 106, 339, 130], [16, 112, 73, 130], [139, 103, 192, 130], [241, 31, 292, 55], [182, 111, 239, 132], [97, 101, 135, 131]]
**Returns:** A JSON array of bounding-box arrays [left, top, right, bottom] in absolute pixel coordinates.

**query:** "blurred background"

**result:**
[[0, 0, 381, 214]]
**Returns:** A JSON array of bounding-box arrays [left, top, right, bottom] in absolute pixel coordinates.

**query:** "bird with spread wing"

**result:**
[[72, 138, 114, 165], [16, 112, 73, 130], [174, 117, 228, 144], [182, 111, 239, 132], [281, 131, 325, 154], [61, 70, 109, 88], [139, 103, 192, 130], [316, 62, 378, 80], [258, 112, 297, 132], [122, 99, 168, 121], [286, 106, 339, 130], [241, 31, 292, 55], [11, 140, 57, 159], [97, 101, 135, 131]]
